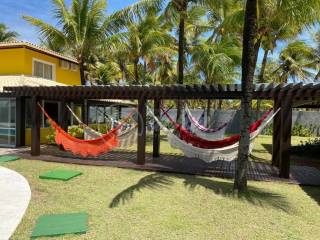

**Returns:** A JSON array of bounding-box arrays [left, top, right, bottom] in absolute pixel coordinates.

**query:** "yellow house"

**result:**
[[0, 41, 81, 85], [0, 41, 81, 147]]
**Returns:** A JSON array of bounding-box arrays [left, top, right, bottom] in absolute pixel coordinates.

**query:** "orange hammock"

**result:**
[[39, 104, 135, 157]]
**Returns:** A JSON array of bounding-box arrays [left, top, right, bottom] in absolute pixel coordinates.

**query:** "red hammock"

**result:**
[[162, 108, 272, 149], [39, 104, 134, 157]]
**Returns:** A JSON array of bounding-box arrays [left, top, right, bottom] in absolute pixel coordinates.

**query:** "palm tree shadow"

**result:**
[[109, 173, 290, 212], [109, 174, 174, 208]]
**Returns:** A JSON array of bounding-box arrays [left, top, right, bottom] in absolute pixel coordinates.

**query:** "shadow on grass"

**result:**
[[300, 186, 320, 206], [109, 173, 290, 212], [261, 144, 273, 154]]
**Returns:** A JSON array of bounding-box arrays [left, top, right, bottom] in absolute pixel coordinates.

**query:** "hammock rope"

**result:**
[[39, 103, 135, 157], [161, 106, 273, 149]]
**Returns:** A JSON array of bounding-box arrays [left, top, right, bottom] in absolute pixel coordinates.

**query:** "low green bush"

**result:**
[[290, 138, 320, 157], [46, 125, 84, 145], [263, 123, 313, 137]]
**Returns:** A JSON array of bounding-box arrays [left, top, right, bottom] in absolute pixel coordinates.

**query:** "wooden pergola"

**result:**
[[4, 82, 320, 179]]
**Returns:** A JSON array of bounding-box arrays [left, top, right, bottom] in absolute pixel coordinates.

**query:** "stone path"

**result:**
[[0, 167, 31, 240]]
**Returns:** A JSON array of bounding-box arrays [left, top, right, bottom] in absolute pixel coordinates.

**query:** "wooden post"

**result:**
[[16, 97, 26, 147], [59, 100, 68, 132], [272, 97, 281, 166], [31, 96, 40, 156], [279, 96, 293, 178], [153, 98, 161, 158], [137, 96, 147, 164], [82, 99, 88, 124]]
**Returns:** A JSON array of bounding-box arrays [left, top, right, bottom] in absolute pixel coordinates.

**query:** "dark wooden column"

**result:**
[[137, 96, 147, 164], [272, 97, 281, 166], [16, 97, 26, 147], [279, 96, 293, 178], [31, 96, 40, 156], [59, 100, 68, 132], [153, 98, 161, 158], [82, 99, 88, 124], [117, 106, 122, 119]]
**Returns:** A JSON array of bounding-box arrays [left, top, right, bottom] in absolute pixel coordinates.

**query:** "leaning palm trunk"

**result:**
[[234, 0, 258, 191], [176, 5, 186, 125]]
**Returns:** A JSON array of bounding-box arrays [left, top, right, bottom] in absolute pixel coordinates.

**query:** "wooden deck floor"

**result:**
[[12, 146, 320, 186]]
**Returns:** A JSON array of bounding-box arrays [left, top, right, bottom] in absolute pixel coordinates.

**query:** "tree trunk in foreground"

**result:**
[[176, 5, 186, 124], [234, 0, 258, 191]]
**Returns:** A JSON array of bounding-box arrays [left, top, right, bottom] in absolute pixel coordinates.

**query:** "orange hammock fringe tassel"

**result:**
[[39, 104, 129, 157]]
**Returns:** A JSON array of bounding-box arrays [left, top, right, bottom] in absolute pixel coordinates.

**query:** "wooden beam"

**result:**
[[16, 97, 26, 147], [137, 96, 147, 164], [153, 98, 161, 158], [31, 96, 40, 156], [272, 97, 281, 166], [279, 96, 293, 178]]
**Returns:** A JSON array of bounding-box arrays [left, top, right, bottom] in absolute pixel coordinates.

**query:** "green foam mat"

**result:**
[[0, 155, 21, 163], [31, 212, 88, 238], [39, 169, 82, 181]]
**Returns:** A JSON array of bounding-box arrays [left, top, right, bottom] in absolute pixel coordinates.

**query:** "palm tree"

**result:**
[[120, 0, 213, 123], [0, 24, 19, 42], [234, 0, 258, 191], [23, 0, 124, 85], [191, 39, 241, 125], [106, 9, 175, 85], [273, 41, 318, 83]]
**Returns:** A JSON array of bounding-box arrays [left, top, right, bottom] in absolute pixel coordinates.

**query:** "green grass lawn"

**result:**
[[2, 135, 320, 239]]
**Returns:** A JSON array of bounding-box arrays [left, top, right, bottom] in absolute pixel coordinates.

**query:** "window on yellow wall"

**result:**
[[33, 59, 55, 80]]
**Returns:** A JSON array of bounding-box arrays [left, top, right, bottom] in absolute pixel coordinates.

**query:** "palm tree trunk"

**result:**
[[315, 70, 320, 81], [234, 0, 258, 191], [134, 58, 139, 84], [176, 3, 187, 124], [207, 99, 212, 128], [143, 60, 147, 84], [256, 49, 269, 119], [218, 100, 223, 109], [79, 61, 86, 85]]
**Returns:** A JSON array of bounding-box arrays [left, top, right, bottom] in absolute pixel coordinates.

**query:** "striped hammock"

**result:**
[[149, 107, 279, 162], [184, 105, 234, 140]]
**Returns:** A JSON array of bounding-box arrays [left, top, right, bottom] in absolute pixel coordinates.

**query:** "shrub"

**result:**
[[290, 138, 320, 157], [263, 123, 313, 137], [46, 125, 84, 145]]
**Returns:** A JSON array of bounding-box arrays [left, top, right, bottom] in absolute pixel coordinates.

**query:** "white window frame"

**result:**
[[32, 58, 56, 81]]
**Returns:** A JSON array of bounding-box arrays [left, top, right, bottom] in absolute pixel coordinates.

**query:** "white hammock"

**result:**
[[184, 105, 235, 140], [66, 105, 138, 149], [149, 107, 279, 162]]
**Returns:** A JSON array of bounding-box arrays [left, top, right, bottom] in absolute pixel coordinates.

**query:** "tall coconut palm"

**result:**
[[191, 39, 241, 125], [234, 0, 258, 191], [273, 41, 318, 83], [119, 0, 213, 123], [23, 0, 124, 85], [106, 10, 175, 85], [0, 24, 19, 42]]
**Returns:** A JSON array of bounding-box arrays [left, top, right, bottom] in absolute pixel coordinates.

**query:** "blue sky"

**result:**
[[0, 0, 137, 43], [1, 0, 318, 66]]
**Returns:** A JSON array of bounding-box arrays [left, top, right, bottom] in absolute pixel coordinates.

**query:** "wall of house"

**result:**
[[25, 128, 53, 145], [0, 48, 25, 75], [0, 47, 81, 85], [23, 48, 81, 85]]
